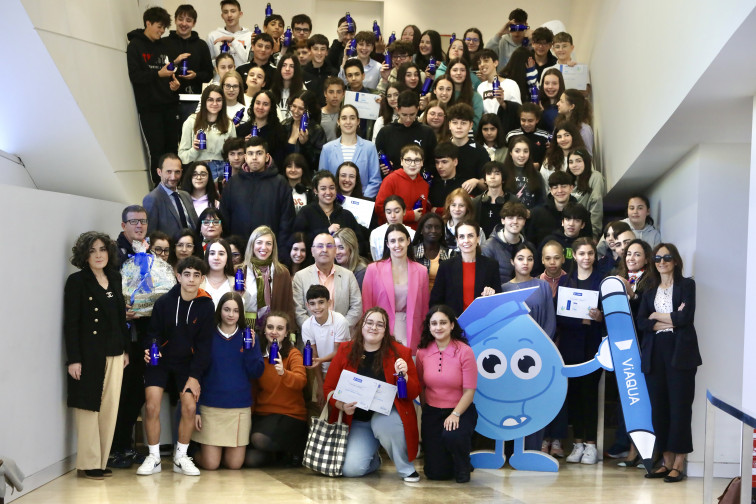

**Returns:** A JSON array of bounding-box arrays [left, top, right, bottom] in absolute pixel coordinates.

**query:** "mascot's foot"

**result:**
[[509, 450, 559, 472], [471, 450, 506, 470]]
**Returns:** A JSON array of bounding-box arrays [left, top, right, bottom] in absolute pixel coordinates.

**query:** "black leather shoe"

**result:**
[[102, 469, 112, 477], [644, 466, 670, 479], [455, 472, 471, 483], [664, 469, 686, 483]]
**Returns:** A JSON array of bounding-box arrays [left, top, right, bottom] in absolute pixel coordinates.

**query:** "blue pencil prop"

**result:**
[[599, 276, 656, 473]]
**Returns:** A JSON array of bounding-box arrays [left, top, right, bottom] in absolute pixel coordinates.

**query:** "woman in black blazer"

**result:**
[[64, 232, 130, 480], [636, 243, 701, 483], [429, 220, 501, 317]]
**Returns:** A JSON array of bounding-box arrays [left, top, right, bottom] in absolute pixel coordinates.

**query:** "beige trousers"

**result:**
[[74, 354, 124, 470]]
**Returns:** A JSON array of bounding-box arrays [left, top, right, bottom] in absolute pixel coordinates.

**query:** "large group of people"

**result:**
[[61, 1, 700, 487]]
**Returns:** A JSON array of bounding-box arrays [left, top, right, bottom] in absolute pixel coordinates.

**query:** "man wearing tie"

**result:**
[[143, 153, 198, 240]]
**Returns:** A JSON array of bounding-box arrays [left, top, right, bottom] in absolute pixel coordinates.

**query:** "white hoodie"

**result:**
[[206, 26, 253, 67]]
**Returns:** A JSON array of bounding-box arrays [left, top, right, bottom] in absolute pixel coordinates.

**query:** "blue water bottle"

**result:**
[[150, 339, 160, 366], [220, 40, 230, 53], [268, 339, 279, 364], [265, 3, 273, 17], [300, 110, 309, 131], [492, 76, 500, 93], [243, 327, 253, 350], [180, 59, 189, 76], [251, 125, 259, 137], [449, 33, 456, 46], [345, 12, 355, 34], [510, 23, 529, 32], [413, 195, 425, 210], [233, 108, 245, 125], [283, 26, 292, 48], [378, 150, 392, 171], [303, 341, 313, 366], [384, 50, 392, 68], [167, 61, 175, 72], [428, 56, 436, 75], [421, 170, 433, 183], [234, 268, 244, 291], [335, 193, 346, 205], [373, 20, 381, 39], [395, 373, 407, 399], [254, 24, 261, 35], [529, 84, 539, 103], [420, 77, 433, 96], [387, 31, 396, 45], [223, 162, 232, 181], [346, 39, 357, 57], [197, 129, 207, 150]]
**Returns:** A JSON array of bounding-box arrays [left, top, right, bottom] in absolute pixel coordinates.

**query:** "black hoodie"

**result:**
[[126, 28, 179, 111], [163, 30, 214, 94]]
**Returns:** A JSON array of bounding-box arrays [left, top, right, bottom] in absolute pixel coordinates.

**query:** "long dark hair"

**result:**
[[651, 243, 685, 282], [259, 310, 294, 358], [347, 308, 400, 372], [270, 55, 305, 101], [336, 161, 363, 198], [538, 68, 565, 105], [290, 89, 322, 125], [567, 149, 593, 194], [248, 89, 281, 128], [617, 239, 656, 293], [181, 161, 220, 208], [204, 238, 235, 277], [558, 89, 593, 127], [446, 58, 473, 107], [501, 47, 533, 104], [283, 152, 312, 187], [194, 84, 230, 135], [503, 135, 542, 194], [544, 121, 586, 172], [475, 113, 505, 148], [567, 236, 597, 279], [381, 223, 416, 260], [379, 83, 404, 124], [416, 30, 444, 70], [396, 62, 422, 94], [215, 291, 248, 330], [402, 24, 422, 54], [417, 304, 468, 349]]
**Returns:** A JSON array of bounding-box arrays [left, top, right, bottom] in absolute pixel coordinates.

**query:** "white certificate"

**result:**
[[333, 370, 379, 410], [369, 381, 398, 415], [556, 64, 589, 91], [557, 286, 599, 319], [341, 196, 375, 228], [344, 90, 381, 120]]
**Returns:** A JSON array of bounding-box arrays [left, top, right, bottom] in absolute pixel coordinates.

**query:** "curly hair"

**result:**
[[347, 307, 399, 372], [417, 304, 469, 349], [70, 231, 118, 271]]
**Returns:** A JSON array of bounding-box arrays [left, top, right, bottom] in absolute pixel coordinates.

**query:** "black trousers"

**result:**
[[567, 369, 602, 441], [138, 104, 180, 183], [421, 404, 477, 480], [111, 339, 146, 452], [645, 334, 696, 454]]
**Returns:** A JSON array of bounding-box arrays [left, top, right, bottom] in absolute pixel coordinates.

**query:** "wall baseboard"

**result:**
[[687, 461, 740, 478], [6, 455, 75, 503]]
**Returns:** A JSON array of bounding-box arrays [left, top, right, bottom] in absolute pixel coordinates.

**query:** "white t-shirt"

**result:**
[[369, 223, 416, 261], [477, 79, 522, 114], [301, 311, 351, 373]]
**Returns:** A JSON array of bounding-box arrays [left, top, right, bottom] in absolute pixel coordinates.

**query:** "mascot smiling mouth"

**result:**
[[475, 366, 556, 430]]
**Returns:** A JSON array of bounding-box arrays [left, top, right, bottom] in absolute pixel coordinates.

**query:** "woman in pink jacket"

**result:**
[[362, 224, 429, 353]]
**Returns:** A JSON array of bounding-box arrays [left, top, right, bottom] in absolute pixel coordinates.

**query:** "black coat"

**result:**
[[64, 268, 129, 411], [429, 254, 502, 317], [636, 276, 702, 373]]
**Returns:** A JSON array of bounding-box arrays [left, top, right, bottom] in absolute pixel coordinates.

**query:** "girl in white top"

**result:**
[[370, 196, 416, 261], [181, 161, 220, 216], [220, 71, 247, 123], [201, 239, 235, 306], [179, 84, 236, 180], [372, 84, 401, 142]]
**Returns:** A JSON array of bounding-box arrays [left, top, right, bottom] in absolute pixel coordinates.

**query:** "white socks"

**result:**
[[175, 442, 189, 459], [148, 444, 160, 458]]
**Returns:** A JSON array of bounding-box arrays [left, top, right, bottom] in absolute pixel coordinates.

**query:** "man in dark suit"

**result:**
[[142, 153, 198, 240]]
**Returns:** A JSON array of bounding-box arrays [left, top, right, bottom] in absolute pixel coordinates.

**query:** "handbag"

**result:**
[[716, 476, 742, 504], [302, 391, 349, 477]]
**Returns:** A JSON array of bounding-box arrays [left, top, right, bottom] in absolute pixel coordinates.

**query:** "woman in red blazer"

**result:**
[[362, 224, 430, 354], [323, 307, 422, 482]]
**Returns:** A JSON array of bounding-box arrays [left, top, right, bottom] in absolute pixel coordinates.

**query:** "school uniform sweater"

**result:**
[[253, 348, 308, 421]]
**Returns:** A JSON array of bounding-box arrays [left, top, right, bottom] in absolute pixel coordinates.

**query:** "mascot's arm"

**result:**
[[561, 337, 614, 378]]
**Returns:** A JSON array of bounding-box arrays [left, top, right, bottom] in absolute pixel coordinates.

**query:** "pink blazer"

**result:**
[[362, 259, 430, 354]]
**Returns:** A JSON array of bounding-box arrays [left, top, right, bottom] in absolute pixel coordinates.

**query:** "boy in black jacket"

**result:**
[[163, 5, 213, 95], [127, 7, 182, 184], [137, 257, 214, 477]]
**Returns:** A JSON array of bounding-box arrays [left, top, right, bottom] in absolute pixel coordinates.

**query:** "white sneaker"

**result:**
[[550, 439, 564, 458], [541, 439, 551, 453], [173, 454, 200, 476], [566, 442, 585, 463], [136, 454, 162, 475], [580, 444, 598, 464]]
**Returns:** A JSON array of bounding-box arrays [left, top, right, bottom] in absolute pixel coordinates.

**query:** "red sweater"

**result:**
[[374, 168, 429, 229], [323, 341, 421, 461]]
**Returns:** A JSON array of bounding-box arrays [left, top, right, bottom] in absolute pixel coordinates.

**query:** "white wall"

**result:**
[[647, 143, 751, 476], [0, 185, 124, 500], [744, 98, 756, 414]]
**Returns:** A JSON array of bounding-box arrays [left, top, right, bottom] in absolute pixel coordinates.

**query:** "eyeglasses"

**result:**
[[151, 246, 169, 256], [364, 319, 386, 329], [293, 27, 311, 33], [402, 158, 422, 165], [654, 254, 674, 263], [176, 243, 194, 250], [124, 219, 148, 225], [464, 37, 480, 43], [192, 172, 209, 179], [312, 243, 335, 250], [533, 41, 551, 47], [202, 219, 221, 226], [223, 84, 240, 90]]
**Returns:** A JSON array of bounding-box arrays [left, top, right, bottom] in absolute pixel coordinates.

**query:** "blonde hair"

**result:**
[[244, 225, 286, 273]]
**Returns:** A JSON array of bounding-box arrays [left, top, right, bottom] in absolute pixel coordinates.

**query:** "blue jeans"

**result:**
[[342, 407, 415, 478], [205, 159, 226, 180]]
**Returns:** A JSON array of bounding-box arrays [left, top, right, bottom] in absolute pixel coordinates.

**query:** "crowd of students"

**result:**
[[61, 1, 700, 486]]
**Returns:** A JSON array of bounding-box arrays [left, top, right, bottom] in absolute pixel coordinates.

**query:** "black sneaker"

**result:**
[[77, 469, 104, 480], [402, 471, 420, 482], [108, 452, 134, 469]]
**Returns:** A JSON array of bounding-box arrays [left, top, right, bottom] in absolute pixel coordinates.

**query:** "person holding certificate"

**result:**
[[323, 307, 421, 482], [555, 237, 603, 465], [416, 305, 477, 483]]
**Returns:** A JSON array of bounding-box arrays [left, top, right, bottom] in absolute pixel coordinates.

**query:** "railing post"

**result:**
[[703, 396, 716, 504]]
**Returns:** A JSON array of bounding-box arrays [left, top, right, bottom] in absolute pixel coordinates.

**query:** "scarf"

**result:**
[[249, 256, 274, 328], [628, 269, 644, 292]]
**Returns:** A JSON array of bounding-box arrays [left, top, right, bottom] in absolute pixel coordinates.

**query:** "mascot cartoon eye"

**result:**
[[476, 348, 507, 379], [510, 348, 542, 380]]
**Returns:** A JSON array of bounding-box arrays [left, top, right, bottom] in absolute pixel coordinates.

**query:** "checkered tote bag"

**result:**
[[303, 391, 349, 476]]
